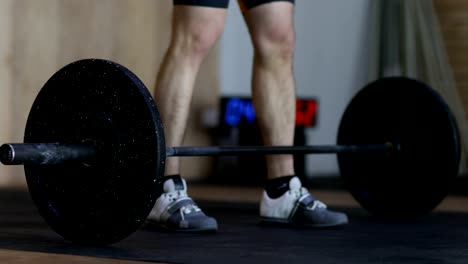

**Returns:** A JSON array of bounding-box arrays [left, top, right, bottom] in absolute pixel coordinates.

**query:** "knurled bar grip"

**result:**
[[0, 143, 96, 165]]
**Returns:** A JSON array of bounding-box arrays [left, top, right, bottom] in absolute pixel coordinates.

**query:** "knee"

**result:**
[[252, 26, 295, 64], [170, 22, 224, 60]]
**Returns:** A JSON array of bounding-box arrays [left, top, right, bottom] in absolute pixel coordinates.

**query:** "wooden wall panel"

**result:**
[[0, 0, 219, 187], [12, 0, 61, 143], [434, 0, 468, 117], [0, 0, 17, 186]]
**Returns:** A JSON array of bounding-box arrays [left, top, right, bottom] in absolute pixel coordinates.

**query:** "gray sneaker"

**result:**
[[260, 176, 348, 227], [147, 176, 218, 232]]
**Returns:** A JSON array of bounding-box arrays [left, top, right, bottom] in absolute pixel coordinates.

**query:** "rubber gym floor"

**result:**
[[1, 180, 468, 264]]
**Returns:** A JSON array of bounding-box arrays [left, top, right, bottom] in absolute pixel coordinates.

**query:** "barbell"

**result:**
[[0, 59, 461, 245]]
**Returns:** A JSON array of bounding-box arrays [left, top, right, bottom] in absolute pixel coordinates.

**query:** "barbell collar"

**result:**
[[166, 144, 393, 157], [0, 143, 96, 165]]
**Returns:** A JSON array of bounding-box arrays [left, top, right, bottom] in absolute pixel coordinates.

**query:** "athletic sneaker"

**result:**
[[260, 176, 348, 227], [147, 176, 218, 232]]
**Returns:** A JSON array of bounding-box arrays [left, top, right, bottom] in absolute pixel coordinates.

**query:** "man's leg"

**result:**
[[243, 1, 296, 180], [148, 2, 228, 232], [154, 3, 227, 176], [242, 1, 348, 227]]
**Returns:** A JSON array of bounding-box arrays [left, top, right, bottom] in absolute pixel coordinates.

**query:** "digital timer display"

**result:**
[[221, 97, 317, 127]]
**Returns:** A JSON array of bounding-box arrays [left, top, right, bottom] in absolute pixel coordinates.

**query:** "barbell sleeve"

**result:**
[[166, 144, 394, 157], [0, 143, 96, 165]]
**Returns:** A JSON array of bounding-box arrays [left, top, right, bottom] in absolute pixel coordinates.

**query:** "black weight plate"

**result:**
[[24, 59, 166, 244], [337, 77, 460, 219]]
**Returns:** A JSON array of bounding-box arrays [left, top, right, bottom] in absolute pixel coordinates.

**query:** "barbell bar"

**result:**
[[1, 142, 395, 165], [165, 144, 395, 156], [0, 59, 461, 245]]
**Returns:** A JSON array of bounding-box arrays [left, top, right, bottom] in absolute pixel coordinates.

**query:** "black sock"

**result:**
[[265, 175, 296, 199]]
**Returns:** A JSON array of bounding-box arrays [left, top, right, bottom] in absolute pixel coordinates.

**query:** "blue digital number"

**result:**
[[224, 98, 256, 126]]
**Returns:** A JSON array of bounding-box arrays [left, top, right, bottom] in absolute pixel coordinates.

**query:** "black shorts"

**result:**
[[173, 0, 295, 12]]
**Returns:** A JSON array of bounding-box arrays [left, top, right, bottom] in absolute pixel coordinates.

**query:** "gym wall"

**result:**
[[435, 0, 468, 118], [0, 0, 219, 188]]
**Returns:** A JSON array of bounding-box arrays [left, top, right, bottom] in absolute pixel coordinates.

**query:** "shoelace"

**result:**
[[164, 190, 202, 217], [289, 187, 327, 210], [179, 204, 202, 221], [307, 200, 327, 210], [165, 190, 187, 202], [288, 187, 310, 198]]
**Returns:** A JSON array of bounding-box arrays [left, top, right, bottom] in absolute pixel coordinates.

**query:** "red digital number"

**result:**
[[296, 100, 317, 127]]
